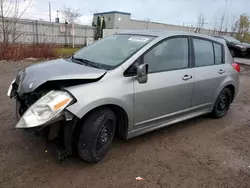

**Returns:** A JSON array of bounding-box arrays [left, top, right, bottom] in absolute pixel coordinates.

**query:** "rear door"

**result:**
[[191, 37, 228, 109]]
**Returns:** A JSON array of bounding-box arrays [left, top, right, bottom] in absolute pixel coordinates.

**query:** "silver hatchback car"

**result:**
[[7, 30, 240, 163]]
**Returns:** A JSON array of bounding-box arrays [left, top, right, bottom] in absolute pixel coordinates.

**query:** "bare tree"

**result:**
[[196, 12, 205, 33], [211, 11, 229, 35], [229, 16, 238, 36], [61, 6, 82, 48], [218, 12, 226, 34], [0, 0, 33, 44], [210, 0, 228, 35], [61, 6, 82, 23]]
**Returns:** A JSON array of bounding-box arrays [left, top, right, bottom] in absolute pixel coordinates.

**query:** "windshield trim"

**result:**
[[70, 56, 113, 70]]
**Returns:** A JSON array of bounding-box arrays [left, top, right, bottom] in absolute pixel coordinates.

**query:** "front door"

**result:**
[[133, 37, 194, 128]]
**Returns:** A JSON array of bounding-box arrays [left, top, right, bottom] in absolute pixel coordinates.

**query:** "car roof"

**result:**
[[216, 35, 233, 37], [118, 30, 225, 44]]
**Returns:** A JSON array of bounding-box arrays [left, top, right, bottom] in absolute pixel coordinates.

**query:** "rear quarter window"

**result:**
[[214, 43, 223, 64]]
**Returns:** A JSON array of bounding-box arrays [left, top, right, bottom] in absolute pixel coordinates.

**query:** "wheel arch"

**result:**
[[215, 79, 237, 104], [224, 84, 235, 103], [73, 103, 130, 141]]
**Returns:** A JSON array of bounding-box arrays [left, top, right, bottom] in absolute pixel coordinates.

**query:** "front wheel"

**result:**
[[212, 88, 232, 118], [77, 108, 116, 163]]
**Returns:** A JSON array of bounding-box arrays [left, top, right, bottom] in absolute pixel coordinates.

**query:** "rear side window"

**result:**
[[214, 43, 223, 64], [193, 39, 214, 67]]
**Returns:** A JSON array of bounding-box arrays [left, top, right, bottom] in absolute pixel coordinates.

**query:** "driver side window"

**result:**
[[143, 37, 189, 73]]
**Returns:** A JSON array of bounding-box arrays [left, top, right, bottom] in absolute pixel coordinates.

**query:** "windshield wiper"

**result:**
[[71, 56, 102, 69]]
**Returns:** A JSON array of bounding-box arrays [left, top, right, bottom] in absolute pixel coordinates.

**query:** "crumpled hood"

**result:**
[[17, 58, 106, 93]]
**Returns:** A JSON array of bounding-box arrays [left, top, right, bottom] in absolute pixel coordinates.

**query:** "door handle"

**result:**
[[182, 75, 192, 81], [218, 69, 225, 74]]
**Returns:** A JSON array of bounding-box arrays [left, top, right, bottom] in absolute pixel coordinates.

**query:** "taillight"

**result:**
[[231, 63, 240, 73]]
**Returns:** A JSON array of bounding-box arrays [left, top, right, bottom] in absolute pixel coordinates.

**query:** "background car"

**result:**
[[214, 35, 248, 57], [242, 42, 250, 57]]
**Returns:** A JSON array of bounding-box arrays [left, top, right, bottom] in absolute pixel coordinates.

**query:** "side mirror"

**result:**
[[137, 64, 148, 84]]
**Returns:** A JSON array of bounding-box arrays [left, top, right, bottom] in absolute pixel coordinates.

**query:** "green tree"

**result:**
[[236, 14, 249, 42], [95, 16, 101, 40], [102, 17, 106, 29], [101, 17, 106, 38]]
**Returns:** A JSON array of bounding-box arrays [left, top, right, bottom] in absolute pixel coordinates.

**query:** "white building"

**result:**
[[93, 11, 196, 31], [93, 11, 224, 38], [93, 11, 131, 29]]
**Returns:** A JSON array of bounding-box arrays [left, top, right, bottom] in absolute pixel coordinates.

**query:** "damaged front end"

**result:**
[[12, 86, 79, 160], [7, 59, 107, 160]]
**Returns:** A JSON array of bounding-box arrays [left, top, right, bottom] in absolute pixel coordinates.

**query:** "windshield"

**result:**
[[73, 34, 155, 69], [222, 36, 241, 43]]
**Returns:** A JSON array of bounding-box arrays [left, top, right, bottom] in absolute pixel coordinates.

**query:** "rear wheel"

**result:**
[[212, 88, 232, 118], [77, 108, 116, 163]]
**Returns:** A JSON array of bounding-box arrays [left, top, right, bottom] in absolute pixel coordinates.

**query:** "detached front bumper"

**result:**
[[15, 99, 79, 160], [8, 72, 80, 160]]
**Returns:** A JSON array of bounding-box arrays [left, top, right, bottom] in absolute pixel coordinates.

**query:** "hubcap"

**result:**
[[96, 120, 113, 152], [100, 128, 108, 144], [218, 94, 228, 111]]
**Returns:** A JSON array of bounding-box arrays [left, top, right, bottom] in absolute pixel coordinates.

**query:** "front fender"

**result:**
[[64, 72, 134, 132], [66, 97, 132, 120], [66, 97, 133, 134]]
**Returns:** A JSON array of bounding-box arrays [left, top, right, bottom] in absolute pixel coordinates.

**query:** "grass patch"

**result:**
[[0, 44, 82, 60], [55, 47, 81, 57], [0, 43, 56, 60]]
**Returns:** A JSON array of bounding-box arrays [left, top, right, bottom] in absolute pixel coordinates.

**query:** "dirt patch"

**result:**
[[0, 62, 250, 188]]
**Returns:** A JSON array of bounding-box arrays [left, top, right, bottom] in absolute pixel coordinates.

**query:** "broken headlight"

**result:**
[[7, 78, 16, 97], [16, 90, 73, 128]]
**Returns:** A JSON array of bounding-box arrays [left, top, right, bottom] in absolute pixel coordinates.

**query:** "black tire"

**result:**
[[212, 88, 232, 118], [77, 108, 116, 163]]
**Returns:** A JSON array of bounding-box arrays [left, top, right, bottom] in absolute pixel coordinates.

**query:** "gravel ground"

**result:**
[[0, 61, 250, 188]]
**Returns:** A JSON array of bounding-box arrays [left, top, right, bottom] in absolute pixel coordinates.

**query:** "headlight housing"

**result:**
[[236, 44, 246, 49], [7, 78, 16, 97], [16, 90, 74, 128]]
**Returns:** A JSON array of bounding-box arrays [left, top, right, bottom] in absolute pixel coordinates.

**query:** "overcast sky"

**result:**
[[14, 0, 250, 29]]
